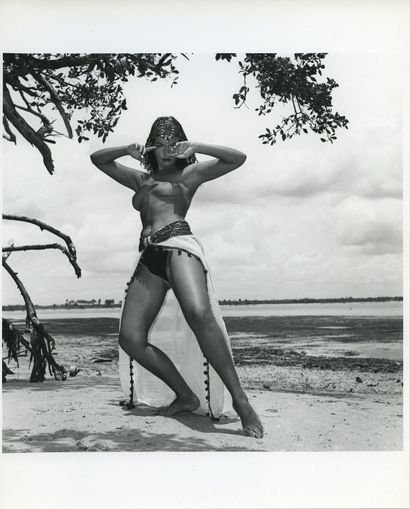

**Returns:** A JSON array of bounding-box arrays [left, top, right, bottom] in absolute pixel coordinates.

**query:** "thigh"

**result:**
[[166, 251, 212, 321], [120, 262, 169, 339]]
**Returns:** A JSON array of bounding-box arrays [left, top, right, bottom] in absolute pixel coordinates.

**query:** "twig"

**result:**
[[291, 96, 298, 116], [32, 72, 73, 138]]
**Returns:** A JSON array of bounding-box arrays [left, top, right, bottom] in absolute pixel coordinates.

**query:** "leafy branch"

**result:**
[[215, 52, 349, 144], [3, 53, 181, 173]]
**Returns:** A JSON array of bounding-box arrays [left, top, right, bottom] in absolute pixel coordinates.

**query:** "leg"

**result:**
[[167, 251, 264, 438], [119, 262, 199, 413]]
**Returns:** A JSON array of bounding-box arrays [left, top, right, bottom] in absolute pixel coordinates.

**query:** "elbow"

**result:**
[[90, 152, 98, 165], [229, 153, 246, 171], [238, 152, 247, 166]]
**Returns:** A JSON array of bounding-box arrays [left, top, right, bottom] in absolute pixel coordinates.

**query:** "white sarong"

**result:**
[[118, 234, 233, 418]]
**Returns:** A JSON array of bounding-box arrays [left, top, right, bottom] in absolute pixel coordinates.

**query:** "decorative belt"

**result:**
[[138, 220, 192, 252]]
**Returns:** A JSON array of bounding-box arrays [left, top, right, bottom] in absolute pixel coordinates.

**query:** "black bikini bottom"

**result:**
[[139, 246, 170, 282], [126, 221, 201, 291]]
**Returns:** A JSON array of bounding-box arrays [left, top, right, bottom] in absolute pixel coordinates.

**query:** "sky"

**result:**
[[1, 52, 404, 305]]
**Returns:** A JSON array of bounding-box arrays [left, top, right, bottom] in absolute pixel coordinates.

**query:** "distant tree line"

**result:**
[[218, 296, 403, 305], [3, 298, 122, 311], [64, 298, 119, 306], [2, 296, 402, 311]]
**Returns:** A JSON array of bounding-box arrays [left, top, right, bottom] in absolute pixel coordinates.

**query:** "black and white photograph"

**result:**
[[1, 1, 408, 508]]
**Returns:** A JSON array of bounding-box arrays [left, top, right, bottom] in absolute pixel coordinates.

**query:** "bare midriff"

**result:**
[[132, 179, 194, 238]]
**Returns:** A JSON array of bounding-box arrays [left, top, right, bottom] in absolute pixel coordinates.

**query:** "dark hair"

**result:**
[[143, 116, 197, 173]]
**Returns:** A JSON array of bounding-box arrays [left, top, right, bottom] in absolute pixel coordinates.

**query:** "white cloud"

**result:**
[[2, 53, 404, 304], [335, 196, 402, 255]]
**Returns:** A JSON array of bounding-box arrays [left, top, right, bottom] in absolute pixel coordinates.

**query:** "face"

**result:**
[[152, 136, 179, 171]]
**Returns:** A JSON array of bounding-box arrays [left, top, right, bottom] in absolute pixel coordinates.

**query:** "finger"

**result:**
[[145, 145, 157, 152]]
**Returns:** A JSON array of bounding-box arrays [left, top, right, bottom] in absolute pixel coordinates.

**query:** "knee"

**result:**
[[118, 329, 132, 353], [183, 302, 214, 330], [119, 328, 146, 357]]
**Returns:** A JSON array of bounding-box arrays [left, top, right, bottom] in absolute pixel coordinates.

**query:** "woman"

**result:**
[[90, 116, 263, 438]]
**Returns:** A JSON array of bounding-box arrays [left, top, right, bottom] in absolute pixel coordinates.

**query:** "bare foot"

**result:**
[[160, 393, 200, 417], [233, 396, 264, 438]]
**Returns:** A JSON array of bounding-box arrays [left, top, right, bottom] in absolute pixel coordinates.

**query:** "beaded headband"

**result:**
[[143, 116, 197, 172]]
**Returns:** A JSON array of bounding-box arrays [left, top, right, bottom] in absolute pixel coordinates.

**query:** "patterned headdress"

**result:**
[[143, 116, 197, 173]]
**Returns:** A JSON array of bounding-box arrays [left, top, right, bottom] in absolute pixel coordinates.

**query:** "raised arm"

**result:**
[[174, 142, 247, 190], [90, 144, 150, 191]]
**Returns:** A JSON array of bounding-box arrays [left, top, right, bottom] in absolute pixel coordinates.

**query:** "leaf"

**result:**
[[320, 138, 326, 142]]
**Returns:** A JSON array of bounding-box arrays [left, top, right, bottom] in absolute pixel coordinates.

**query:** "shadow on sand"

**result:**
[[3, 375, 254, 452], [2, 423, 254, 453]]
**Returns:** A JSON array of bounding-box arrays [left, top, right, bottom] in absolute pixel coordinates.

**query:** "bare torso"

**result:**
[[132, 171, 196, 237]]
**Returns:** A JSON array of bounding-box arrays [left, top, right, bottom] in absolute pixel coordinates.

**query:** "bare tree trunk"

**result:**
[[2, 260, 67, 382]]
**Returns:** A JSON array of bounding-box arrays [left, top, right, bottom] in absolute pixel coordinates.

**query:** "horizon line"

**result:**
[[2, 295, 404, 308]]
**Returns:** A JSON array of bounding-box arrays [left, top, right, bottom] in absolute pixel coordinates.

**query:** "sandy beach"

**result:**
[[2, 310, 403, 452], [1, 372, 402, 453]]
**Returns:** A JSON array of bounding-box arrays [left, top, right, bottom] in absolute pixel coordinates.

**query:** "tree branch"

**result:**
[[3, 116, 16, 143], [291, 96, 298, 116], [2, 214, 78, 258], [3, 85, 55, 174], [27, 53, 104, 71], [32, 73, 73, 138], [12, 81, 39, 97], [43, 71, 68, 86], [15, 102, 50, 124], [3, 243, 81, 278]]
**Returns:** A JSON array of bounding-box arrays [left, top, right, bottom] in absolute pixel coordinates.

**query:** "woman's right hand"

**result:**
[[125, 143, 155, 162]]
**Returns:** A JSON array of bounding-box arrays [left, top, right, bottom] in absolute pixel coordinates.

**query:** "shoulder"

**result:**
[[179, 162, 205, 191]]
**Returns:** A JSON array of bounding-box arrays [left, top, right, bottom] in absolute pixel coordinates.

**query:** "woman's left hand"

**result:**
[[167, 141, 196, 159]]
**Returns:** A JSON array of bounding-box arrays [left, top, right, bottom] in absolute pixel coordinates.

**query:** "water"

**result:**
[[2, 300, 403, 320], [2, 302, 403, 364], [221, 301, 403, 317]]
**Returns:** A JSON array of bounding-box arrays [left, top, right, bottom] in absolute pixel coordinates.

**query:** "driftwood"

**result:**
[[2, 215, 81, 382], [2, 361, 15, 382], [3, 243, 81, 278], [2, 264, 67, 382], [3, 214, 78, 259]]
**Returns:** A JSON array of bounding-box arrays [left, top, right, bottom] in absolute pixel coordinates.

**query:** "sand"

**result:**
[[2, 367, 402, 453], [2, 313, 403, 452]]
